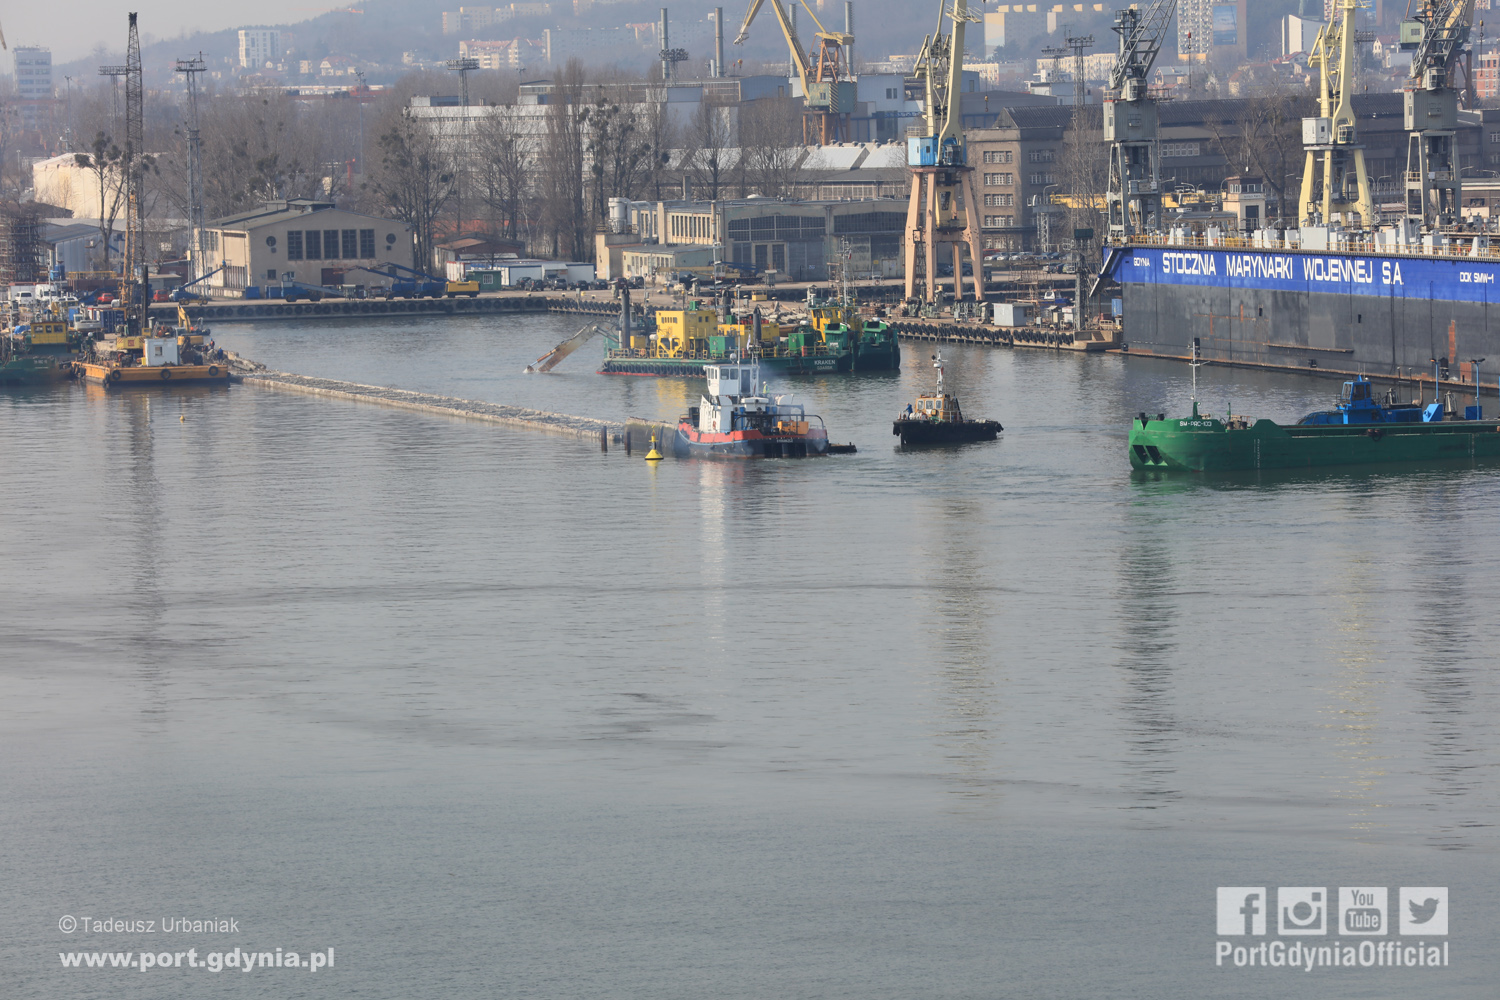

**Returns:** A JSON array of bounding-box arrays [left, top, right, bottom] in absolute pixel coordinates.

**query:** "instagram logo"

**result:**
[[1277, 887, 1326, 935]]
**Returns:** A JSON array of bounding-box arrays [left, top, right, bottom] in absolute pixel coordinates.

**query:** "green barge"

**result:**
[[598, 298, 898, 377], [1130, 378, 1500, 472]]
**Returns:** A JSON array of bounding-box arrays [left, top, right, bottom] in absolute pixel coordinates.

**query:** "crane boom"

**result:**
[[1104, 0, 1176, 239], [1106, 0, 1174, 97], [1400, 0, 1474, 228], [734, 0, 812, 93], [903, 0, 983, 304]]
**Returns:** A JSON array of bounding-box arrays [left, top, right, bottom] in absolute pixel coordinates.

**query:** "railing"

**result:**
[[1118, 231, 1500, 260]]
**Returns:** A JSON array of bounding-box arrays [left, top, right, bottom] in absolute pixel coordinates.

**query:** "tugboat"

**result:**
[[892, 351, 1003, 445], [674, 357, 831, 458]]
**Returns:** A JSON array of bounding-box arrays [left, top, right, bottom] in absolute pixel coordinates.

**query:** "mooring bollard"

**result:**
[[600, 427, 608, 452], [625, 430, 632, 456]]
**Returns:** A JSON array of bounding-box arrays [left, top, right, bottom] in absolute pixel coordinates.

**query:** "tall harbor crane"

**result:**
[[1299, 0, 1375, 228], [902, 0, 983, 303], [734, 0, 854, 143], [1103, 0, 1175, 240], [1401, 0, 1474, 229]]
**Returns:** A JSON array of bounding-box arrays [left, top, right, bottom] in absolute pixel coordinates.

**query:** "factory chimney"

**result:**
[[660, 8, 670, 82], [845, 1, 855, 76], [714, 7, 725, 78]]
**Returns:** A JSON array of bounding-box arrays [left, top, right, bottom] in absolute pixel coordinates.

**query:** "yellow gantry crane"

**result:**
[[734, 0, 854, 143], [902, 0, 983, 303], [1401, 0, 1475, 229], [1299, 0, 1375, 228]]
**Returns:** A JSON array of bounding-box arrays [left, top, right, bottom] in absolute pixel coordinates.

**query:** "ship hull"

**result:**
[[1129, 414, 1500, 472], [0, 357, 72, 385], [673, 422, 830, 458], [77, 362, 234, 387], [1110, 244, 1500, 379], [892, 419, 1002, 445]]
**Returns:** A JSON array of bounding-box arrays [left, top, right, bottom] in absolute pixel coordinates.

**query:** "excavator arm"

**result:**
[[525, 323, 608, 373]]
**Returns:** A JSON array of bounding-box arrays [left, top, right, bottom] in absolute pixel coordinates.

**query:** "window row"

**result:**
[[982, 149, 1014, 164], [1161, 141, 1201, 158], [983, 215, 1016, 227], [283, 228, 377, 261], [983, 172, 1015, 186], [983, 193, 1014, 207]]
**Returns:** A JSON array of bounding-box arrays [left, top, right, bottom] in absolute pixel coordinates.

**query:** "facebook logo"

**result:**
[[1217, 887, 1267, 935]]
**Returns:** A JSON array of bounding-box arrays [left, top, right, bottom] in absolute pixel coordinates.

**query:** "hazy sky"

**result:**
[[5, 2, 316, 63]]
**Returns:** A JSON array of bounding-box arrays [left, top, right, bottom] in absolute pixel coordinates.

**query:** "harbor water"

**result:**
[[4, 313, 1498, 999]]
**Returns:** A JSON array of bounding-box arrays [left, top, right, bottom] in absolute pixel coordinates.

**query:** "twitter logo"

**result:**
[[1409, 898, 1440, 924], [1399, 887, 1449, 936]]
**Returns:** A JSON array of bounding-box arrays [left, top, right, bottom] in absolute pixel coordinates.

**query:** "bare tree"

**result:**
[[684, 99, 734, 200], [73, 132, 126, 269], [638, 81, 676, 202], [368, 109, 456, 269], [582, 97, 651, 227], [740, 98, 803, 198], [539, 61, 587, 260], [472, 110, 532, 246], [1058, 114, 1107, 249], [1203, 83, 1309, 226]]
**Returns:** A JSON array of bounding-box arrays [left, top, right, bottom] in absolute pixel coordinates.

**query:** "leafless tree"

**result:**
[[538, 61, 588, 260], [638, 81, 676, 202], [684, 99, 735, 200], [472, 111, 533, 246], [73, 133, 126, 268], [1058, 114, 1107, 250], [368, 108, 456, 269], [1203, 83, 1309, 226], [739, 97, 803, 198], [581, 96, 650, 227]]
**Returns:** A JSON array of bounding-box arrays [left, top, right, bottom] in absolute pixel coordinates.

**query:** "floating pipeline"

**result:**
[[892, 320, 1115, 352], [237, 365, 673, 444]]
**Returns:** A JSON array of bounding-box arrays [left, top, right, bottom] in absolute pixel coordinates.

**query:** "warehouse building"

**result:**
[[201, 200, 414, 291]]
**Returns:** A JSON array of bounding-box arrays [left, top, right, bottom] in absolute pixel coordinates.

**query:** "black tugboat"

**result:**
[[892, 351, 1002, 446]]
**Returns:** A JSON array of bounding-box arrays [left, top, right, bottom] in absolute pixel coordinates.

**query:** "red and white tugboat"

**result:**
[[674, 358, 831, 458]]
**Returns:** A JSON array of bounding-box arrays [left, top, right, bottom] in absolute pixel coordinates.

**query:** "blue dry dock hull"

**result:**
[[1108, 244, 1500, 376]]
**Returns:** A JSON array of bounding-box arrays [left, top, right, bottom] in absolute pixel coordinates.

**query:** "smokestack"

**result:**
[[845, 1, 855, 76], [714, 6, 725, 79], [660, 7, 670, 82]]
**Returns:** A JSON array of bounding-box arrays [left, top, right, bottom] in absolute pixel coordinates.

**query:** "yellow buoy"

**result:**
[[644, 431, 664, 462]]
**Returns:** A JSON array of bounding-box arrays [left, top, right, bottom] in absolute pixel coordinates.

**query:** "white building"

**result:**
[[1281, 15, 1324, 57], [238, 28, 282, 70], [14, 47, 52, 100]]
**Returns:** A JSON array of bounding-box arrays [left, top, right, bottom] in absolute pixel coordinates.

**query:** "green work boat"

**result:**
[[2, 314, 82, 385], [1130, 377, 1500, 472]]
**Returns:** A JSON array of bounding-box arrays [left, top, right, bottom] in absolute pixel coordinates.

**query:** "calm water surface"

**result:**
[[3, 313, 1497, 999]]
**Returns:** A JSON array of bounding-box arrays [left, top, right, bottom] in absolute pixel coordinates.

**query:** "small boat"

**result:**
[[674, 357, 831, 458], [892, 351, 1002, 445]]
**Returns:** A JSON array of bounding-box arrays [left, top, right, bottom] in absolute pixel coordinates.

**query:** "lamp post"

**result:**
[[1469, 357, 1487, 415]]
